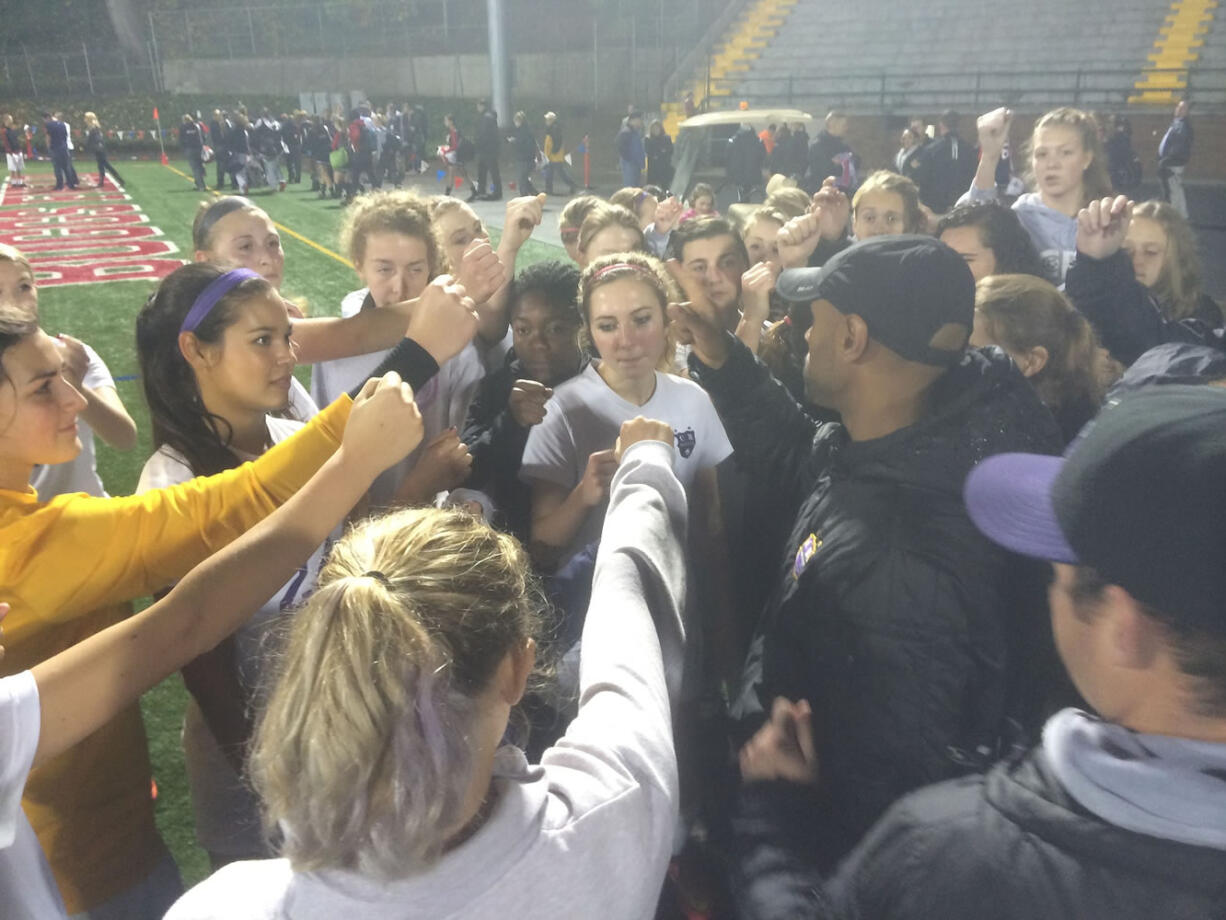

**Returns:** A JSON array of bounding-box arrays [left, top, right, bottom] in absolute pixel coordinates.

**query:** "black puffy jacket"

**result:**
[[735, 746, 1226, 920], [690, 339, 1063, 870], [1065, 250, 1224, 366]]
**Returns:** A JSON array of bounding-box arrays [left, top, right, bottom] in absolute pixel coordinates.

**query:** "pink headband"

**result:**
[[590, 261, 655, 283]]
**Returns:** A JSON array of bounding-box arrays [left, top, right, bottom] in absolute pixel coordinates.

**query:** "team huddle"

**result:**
[[2, 96, 1226, 920]]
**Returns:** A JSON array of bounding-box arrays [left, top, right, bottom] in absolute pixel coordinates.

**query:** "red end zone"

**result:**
[[0, 180, 183, 287]]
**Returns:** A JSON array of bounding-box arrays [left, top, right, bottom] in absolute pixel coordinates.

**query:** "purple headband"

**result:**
[[180, 268, 263, 334]]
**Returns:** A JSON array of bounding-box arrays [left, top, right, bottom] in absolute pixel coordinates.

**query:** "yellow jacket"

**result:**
[[543, 131, 567, 164], [0, 395, 350, 912]]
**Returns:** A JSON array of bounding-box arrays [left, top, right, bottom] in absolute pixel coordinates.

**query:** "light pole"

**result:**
[[486, 0, 511, 125]]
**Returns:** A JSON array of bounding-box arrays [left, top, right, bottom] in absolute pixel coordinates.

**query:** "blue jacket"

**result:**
[[616, 124, 645, 168], [44, 119, 68, 152], [1158, 117, 1193, 168]]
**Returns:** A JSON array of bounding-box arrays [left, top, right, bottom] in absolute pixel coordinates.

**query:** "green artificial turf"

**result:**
[[10, 157, 564, 889]]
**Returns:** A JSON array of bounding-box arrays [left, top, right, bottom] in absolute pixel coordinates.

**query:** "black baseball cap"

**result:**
[[776, 235, 973, 367], [965, 385, 1226, 635]]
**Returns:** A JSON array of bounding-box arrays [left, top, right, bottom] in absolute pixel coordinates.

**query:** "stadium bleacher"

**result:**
[[716, 0, 1223, 110]]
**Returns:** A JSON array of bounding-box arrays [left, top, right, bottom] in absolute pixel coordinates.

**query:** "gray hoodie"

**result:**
[[1044, 707, 1226, 851]]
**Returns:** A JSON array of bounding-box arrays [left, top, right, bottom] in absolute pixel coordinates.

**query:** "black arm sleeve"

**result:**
[[1065, 251, 1210, 366], [347, 337, 440, 400], [460, 371, 527, 489], [687, 334, 826, 511]]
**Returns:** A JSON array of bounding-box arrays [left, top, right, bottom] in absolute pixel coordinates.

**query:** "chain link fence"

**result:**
[[0, 44, 158, 97]]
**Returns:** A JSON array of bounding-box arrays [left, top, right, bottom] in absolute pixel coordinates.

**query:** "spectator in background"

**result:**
[[438, 113, 472, 198], [82, 112, 125, 189], [786, 121, 810, 182], [227, 113, 253, 195], [209, 109, 232, 190], [58, 112, 81, 188], [542, 112, 579, 196], [806, 110, 855, 193], [768, 123, 792, 176], [253, 110, 284, 192], [1105, 114, 1141, 194], [915, 109, 976, 213], [684, 90, 697, 118], [308, 116, 336, 198], [681, 182, 719, 222], [346, 108, 376, 200], [3, 114, 26, 188], [1158, 99, 1192, 218], [759, 123, 777, 157], [407, 104, 429, 174], [368, 114, 388, 188], [645, 119, 674, 191], [378, 114, 404, 188], [42, 112, 76, 191], [508, 111, 541, 197], [180, 114, 208, 191], [283, 111, 304, 185], [473, 99, 503, 202], [617, 111, 646, 188], [728, 122, 767, 202], [894, 127, 924, 182]]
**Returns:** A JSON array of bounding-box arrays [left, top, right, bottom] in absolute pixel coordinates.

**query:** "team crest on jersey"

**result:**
[[675, 427, 696, 458], [793, 532, 822, 580]]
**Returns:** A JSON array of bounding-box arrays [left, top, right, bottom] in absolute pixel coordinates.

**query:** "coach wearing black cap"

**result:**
[[722, 385, 1226, 920], [672, 235, 1063, 897]]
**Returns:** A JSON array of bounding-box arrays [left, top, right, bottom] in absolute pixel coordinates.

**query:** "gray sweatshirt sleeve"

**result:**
[[538, 439, 688, 897], [582, 439, 688, 707], [955, 182, 998, 209]]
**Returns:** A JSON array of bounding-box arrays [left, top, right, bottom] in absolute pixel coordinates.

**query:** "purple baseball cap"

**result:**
[[965, 385, 1226, 635], [963, 452, 1077, 564]]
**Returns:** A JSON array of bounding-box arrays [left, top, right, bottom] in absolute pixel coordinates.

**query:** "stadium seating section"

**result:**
[[708, 0, 1224, 111]]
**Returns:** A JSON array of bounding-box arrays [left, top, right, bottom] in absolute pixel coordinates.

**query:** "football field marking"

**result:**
[[0, 178, 181, 286]]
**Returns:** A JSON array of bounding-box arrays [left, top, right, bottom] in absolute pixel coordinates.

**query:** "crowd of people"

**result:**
[[173, 99, 589, 208], [2, 90, 1226, 920]]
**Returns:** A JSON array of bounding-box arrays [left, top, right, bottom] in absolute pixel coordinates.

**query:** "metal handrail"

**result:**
[[661, 0, 749, 103]]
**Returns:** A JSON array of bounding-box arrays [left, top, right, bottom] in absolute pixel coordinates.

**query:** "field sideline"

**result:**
[[7, 157, 565, 887]]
